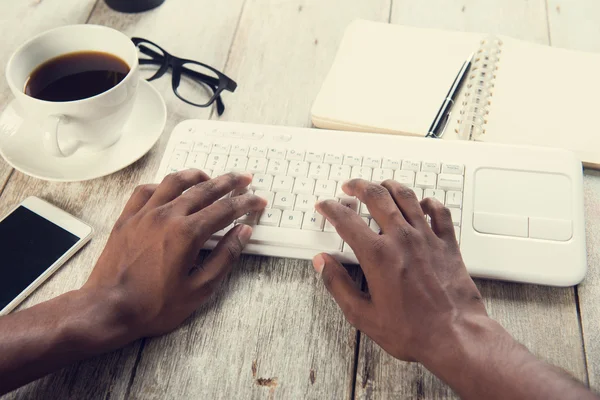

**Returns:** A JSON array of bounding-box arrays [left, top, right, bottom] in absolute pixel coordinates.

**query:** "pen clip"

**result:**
[[438, 110, 452, 139]]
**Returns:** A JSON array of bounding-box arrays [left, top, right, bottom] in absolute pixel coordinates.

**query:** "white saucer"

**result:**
[[0, 80, 166, 182]]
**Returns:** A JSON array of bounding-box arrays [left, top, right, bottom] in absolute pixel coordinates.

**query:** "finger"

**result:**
[[119, 184, 158, 220], [191, 224, 252, 293], [174, 172, 253, 215], [145, 169, 210, 210], [380, 180, 427, 229], [420, 197, 456, 244], [315, 200, 382, 262], [313, 253, 372, 331], [341, 179, 407, 233], [190, 194, 267, 240]]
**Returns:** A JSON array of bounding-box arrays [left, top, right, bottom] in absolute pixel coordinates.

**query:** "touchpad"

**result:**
[[472, 168, 572, 241]]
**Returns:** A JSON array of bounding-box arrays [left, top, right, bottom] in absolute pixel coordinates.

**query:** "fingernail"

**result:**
[[240, 172, 253, 180], [237, 224, 253, 243], [341, 180, 351, 193], [312, 254, 325, 274]]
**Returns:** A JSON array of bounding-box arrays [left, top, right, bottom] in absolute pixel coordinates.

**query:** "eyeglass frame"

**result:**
[[131, 37, 237, 116]]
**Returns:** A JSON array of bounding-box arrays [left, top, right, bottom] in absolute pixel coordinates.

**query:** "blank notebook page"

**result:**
[[311, 20, 482, 136], [483, 36, 600, 166]]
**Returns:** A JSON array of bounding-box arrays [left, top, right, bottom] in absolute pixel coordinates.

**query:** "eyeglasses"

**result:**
[[131, 37, 237, 116]]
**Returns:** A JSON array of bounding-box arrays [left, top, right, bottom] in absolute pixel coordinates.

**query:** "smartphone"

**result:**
[[0, 196, 93, 316]]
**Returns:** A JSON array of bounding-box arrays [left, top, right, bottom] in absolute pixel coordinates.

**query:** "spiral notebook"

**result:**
[[311, 20, 600, 168]]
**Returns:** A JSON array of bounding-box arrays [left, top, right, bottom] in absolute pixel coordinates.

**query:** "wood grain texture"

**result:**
[[354, 1, 589, 398], [0, 0, 98, 205], [546, 2, 600, 392], [125, 0, 390, 398], [1, 0, 239, 398]]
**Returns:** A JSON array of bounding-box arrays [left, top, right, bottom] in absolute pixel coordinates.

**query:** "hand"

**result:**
[[313, 179, 488, 363], [82, 169, 266, 341]]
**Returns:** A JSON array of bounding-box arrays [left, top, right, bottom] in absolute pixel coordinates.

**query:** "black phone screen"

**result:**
[[0, 206, 80, 311]]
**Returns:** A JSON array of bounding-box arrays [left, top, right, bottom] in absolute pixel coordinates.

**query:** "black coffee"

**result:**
[[24, 51, 130, 102]]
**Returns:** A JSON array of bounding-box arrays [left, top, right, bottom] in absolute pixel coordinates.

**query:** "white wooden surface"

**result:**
[[0, 0, 598, 398]]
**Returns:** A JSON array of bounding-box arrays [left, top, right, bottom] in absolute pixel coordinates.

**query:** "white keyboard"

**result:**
[[156, 120, 587, 287]]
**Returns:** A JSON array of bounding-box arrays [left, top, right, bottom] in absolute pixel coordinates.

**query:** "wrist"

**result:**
[[419, 314, 520, 390], [58, 288, 139, 356]]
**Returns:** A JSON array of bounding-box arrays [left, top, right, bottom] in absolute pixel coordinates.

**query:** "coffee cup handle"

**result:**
[[43, 115, 77, 157]]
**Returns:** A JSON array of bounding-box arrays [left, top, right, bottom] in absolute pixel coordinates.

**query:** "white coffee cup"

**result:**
[[6, 25, 139, 157]]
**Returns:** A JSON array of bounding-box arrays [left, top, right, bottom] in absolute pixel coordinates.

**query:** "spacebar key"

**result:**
[[248, 226, 342, 251]]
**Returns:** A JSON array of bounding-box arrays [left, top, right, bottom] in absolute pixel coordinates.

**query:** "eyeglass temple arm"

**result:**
[[138, 45, 233, 91]]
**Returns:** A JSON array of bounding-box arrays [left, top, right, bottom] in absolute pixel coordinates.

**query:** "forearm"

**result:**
[[0, 288, 132, 395], [422, 315, 598, 400]]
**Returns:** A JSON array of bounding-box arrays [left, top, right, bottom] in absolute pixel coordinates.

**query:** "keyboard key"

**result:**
[[450, 208, 462, 226], [230, 144, 250, 156], [325, 152, 343, 164], [254, 190, 274, 208], [206, 154, 227, 170], [175, 140, 193, 151], [247, 157, 268, 173], [193, 141, 213, 153], [394, 170, 415, 186], [274, 193, 296, 210], [251, 174, 273, 190], [226, 156, 248, 172], [324, 219, 336, 232], [258, 209, 282, 226], [286, 149, 305, 161], [306, 151, 324, 163], [268, 147, 287, 159], [308, 163, 330, 180], [424, 189, 445, 204], [314, 180, 337, 197], [212, 143, 231, 155], [248, 226, 342, 251], [169, 150, 188, 169], [445, 191, 462, 208], [437, 174, 464, 191], [295, 194, 318, 212], [329, 164, 351, 181], [293, 177, 315, 194], [529, 217, 572, 241], [382, 157, 400, 169], [184, 152, 207, 169], [363, 156, 382, 168], [360, 202, 371, 217], [237, 211, 258, 225], [212, 223, 234, 240], [343, 155, 362, 166], [421, 162, 441, 173], [372, 168, 393, 183], [267, 159, 289, 175], [272, 176, 294, 192], [411, 187, 424, 200], [441, 163, 464, 175], [302, 212, 325, 231], [164, 166, 181, 177], [212, 169, 225, 179], [415, 172, 437, 189], [340, 197, 359, 213], [288, 161, 309, 177], [249, 145, 268, 158], [402, 160, 421, 172], [351, 166, 372, 181], [280, 210, 304, 229], [369, 218, 380, 233]]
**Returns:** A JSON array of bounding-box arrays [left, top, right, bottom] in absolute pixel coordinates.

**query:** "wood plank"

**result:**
[[1, 0, 242, 398], [0, 0, 99, 209], [354, 1, 588, 398], [124, 0, 390, 398], [546, 1, 600, 391]]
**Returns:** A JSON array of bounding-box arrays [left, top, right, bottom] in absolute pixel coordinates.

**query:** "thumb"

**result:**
[[313, 253, 372, 329]]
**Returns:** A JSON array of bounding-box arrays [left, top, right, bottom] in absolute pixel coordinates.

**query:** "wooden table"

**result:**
[[1, 0, 599, 398]]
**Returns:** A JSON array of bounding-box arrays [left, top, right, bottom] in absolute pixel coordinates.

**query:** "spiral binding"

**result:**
[[457, 35, 502, 140]]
